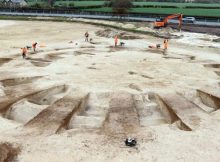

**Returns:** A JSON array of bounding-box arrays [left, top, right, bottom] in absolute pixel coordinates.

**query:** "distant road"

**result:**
[[1, 11, 220, 27]]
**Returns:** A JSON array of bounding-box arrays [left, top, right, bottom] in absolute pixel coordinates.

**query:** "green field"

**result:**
[[133, 2, 220, 8], [4, 0, 220, 17], [25, 0, 48, 6], [54, 1, 104, 7], [84, 7, 220, 17]]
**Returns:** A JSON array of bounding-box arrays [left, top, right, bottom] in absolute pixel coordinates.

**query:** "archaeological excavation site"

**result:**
[[0, 19, 220, 162]]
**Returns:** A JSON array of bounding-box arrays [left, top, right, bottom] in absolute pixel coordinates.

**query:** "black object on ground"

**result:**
[[120, 42, 125, 46], [125, 137, 137, 147]]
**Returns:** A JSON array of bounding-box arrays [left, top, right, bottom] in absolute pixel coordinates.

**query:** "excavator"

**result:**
[[154, 13, 183, 30]]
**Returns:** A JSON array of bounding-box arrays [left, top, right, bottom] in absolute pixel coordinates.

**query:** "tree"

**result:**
[[110, 0, 133, 16], [48, 0, 54, 7]]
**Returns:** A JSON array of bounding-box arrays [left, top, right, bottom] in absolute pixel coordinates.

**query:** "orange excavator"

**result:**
[[154, 13, 183, 30]]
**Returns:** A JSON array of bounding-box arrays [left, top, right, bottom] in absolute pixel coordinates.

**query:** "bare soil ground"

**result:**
[[170, 24, 220, 36], [0, 20, 220, 162]]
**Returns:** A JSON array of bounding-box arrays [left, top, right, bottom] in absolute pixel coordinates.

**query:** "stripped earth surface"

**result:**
[[0, 20, 220, 162]]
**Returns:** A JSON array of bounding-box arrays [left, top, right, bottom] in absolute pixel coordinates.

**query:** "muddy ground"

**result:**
[[0, 20, 220, 162], [170, 24, 220, 36]]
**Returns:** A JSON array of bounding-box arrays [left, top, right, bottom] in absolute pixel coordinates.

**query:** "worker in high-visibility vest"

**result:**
[[21, 47, 28, 59], [163, 39, 169, 55], [32, 42, 38, 52], [164, 39, 168, 50], [114, 35, 118, 47]]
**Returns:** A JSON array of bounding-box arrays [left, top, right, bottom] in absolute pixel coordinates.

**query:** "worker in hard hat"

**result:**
[[32, 42, 38, 52], [114, 35, 118, 47], [21, 47, 28, 59]]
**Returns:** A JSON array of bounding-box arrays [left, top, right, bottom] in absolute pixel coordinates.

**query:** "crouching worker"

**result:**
[[32, 42, 38, 52], [21, 47, 28, 59]]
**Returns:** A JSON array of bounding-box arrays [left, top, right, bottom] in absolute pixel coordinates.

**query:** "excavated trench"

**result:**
[[67, 92, 112, 130], [54, 47, 74, 51], [108, 46, 128, 52], [155, 95, 179, 123], [45, 53, 64, 61], [1, 88, 205, 133], [134, 93, 167, 127], [27, 58, 51, 67], [80, 45, 95, 49], [0, 143, 20, 162], [145, 48, 164, 55], [4, 85, 69, 124], [30, 61, 50, 67], [203, 64, 220, 77], [155, 95, 192, 131], [203, 64, 220, 68], [74, 50, 96, 56], [215, 71, 220, 76], [66, 91, 196, 133], [103, 92, 139, 136], [27, 85, 69, 105], [67, 91, 172, 132], [0, 76, 43, 87], [0, 58, 13, 66], [24, 92, 87, 135], [0, 84, 56, 114], [197, 90, 220, 111]]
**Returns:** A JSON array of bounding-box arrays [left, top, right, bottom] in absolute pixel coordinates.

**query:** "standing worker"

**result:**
[[32, 42, 38, 52], [163, 39, 168, 54], [114, 35, 118, 47], [85, 31, 89, 42], [21, 47, 28, 59]]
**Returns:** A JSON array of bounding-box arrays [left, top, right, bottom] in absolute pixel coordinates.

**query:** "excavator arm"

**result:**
[[154, 13, 183, 30]]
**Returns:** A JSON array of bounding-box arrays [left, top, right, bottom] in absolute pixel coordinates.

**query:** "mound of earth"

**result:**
[[154, 27, 183, 39], [95, 28, 142, 40], [154, 32, 183, 39]]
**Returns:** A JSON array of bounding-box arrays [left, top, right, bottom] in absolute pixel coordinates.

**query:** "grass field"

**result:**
[[54, 1, 104, 7], [133, 2, 220, 8], [84, 7, 220, 17], [7, 0, 220, 17]]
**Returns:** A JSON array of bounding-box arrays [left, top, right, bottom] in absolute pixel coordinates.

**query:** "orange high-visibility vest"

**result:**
[[22, 48, 27, 53], [115, 36, 118, 43], [164, 40, 168, 49], [32, 43, 37, 48]]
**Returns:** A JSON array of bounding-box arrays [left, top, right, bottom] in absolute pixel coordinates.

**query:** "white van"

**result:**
[[182, 17, 196, 23]]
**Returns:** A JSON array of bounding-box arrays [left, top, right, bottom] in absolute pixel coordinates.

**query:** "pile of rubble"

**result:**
[[95, 28, 142, 40]]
